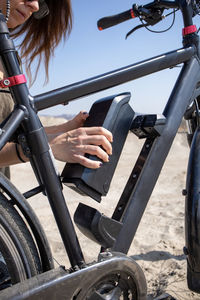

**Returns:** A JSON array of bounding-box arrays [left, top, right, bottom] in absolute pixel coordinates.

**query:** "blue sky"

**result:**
[[25, 0, 199, 116]]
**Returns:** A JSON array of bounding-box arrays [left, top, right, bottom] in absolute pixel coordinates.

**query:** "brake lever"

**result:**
[[125, 24, 147, 39], [126, 5, 164, 39]]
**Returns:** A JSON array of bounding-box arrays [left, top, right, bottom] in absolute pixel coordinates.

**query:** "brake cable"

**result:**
[[126, 8, 178, 38], [141, 9, 177, 34]]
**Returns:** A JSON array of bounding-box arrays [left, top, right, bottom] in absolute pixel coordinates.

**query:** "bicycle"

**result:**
[[0, 0, 200, 299]]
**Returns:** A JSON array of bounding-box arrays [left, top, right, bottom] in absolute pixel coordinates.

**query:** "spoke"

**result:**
[[0, 261, 11, 291], [85, 265, 144, 300], [110, 286, 122, 299], [0, 274, 12, 291], [88, 291, 107, 300], [123, 290, 129, 300], [88, 286, 122, 300]]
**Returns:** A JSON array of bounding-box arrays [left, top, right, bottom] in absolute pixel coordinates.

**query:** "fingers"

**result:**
[[51, 125, 113, 169], [80, 110, 89, 120], [72, 127, 113, 162], [77, 135, 112, 156], [83, 127, 113, 143], [59, 111, 89, 133], [76, 144, 110, 162], [70, 127, 112, 155], [73, 154, 102, 169], [73, 111, 89, 127]]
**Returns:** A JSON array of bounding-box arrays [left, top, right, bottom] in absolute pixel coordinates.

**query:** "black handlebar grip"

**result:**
[[97, 9, 135, 30]]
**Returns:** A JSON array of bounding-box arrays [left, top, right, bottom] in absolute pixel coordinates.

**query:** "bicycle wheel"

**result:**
[[0, 192, 42, 291]]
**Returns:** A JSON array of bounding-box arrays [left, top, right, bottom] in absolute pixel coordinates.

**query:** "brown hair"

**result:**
[[11, 0, 72, 84]]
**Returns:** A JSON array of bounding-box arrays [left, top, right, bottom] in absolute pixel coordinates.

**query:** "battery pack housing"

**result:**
[[61, 93, 134, 202]]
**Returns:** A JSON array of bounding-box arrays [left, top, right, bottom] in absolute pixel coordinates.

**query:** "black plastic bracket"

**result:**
[[130, 113, 166, 138], [74, 203, 123, 248]]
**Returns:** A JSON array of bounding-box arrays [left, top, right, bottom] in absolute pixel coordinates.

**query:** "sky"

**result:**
[[23, 0, 200, 116]]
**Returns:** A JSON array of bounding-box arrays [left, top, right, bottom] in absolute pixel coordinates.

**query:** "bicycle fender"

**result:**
[[0, 172, 54, 271]]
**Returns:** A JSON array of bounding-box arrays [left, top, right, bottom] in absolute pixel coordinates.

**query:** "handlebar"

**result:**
[[97, 0, 197, 32], [97, 9, 136, 31]]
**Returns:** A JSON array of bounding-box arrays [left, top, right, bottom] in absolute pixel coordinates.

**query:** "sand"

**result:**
[[9, 117, 200, 299]]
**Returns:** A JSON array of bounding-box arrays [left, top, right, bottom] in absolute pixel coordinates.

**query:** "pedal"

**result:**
[[74, 203, 122, 248], [61, 93, 134, 202], [131, 114, 166, 138]]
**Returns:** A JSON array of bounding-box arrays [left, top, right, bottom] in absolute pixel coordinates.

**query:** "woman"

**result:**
[[0, 0, 112, 170]]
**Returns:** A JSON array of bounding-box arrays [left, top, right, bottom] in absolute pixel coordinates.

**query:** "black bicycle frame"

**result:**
[[33, 46, 200, 255], [0, 0, 200, 297]]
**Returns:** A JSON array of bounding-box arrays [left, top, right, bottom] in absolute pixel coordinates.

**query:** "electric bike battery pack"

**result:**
[[61, 93, 134, 202]]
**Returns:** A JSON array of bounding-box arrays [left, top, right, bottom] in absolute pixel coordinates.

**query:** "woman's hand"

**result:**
[[44, 111, 89, 138], [50, 126, 113, 169], [65, 111, 89, 131], [0, 113, 113, 169]]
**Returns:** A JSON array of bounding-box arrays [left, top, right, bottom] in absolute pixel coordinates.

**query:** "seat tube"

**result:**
[[28, 127, 85, 269]]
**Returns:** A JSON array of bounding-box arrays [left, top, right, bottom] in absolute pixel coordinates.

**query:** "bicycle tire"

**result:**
[[0, 192, 42, 291]]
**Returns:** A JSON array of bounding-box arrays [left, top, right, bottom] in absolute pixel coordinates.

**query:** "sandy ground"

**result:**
[[9, 116, 200, 299]]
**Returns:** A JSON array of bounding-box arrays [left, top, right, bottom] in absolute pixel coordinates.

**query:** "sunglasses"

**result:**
[[27, 0, 49, 19]]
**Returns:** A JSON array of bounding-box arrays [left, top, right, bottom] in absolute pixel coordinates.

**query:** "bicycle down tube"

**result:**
[[113, 57, 200, 252]]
